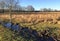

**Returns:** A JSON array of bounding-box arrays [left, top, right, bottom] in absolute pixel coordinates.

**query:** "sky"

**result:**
[[20, 0, 60, 10]]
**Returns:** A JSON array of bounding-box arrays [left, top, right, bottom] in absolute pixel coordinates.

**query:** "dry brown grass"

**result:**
[[0, 12, 60, 23]]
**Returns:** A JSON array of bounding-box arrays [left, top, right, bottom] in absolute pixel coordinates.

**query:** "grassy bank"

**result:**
[[0, 21, 60, 41]]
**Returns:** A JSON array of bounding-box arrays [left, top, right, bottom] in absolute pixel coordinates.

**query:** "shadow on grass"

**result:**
[[0, 21, 60, 41]]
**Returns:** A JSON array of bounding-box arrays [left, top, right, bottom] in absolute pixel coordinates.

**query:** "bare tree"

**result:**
[[26, 5, 35, 11], [0, 1, 5, 13], [0, 0, 20, 40], [1, 0, 19, 22]]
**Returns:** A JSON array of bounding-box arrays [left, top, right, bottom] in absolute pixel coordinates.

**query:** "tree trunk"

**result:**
[[9, 6, 12, 22]]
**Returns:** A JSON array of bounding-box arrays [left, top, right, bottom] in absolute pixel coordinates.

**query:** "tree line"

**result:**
[[0, 0, 59, 12], [0, 0, 34, 12]]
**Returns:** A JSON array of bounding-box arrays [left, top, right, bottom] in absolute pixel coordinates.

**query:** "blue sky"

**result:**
[[20, 0, 60, 10]]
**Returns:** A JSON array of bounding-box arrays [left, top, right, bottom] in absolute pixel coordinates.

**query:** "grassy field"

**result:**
[[0, 22, 60, 41], [0, 12, 60, 41], [0, 12, 60, 23]]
